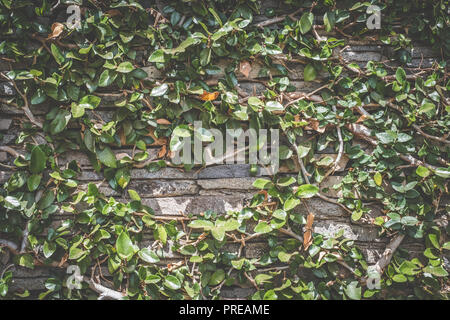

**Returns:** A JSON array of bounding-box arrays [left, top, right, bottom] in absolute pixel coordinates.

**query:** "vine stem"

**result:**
[[83, 277, 125, 300], [386, 101, 450, 144], [0, 72, 43, 129], [347, 123, 439, 171], [373, 234, 406, 275], [323, 105, 344, 180], [255, 7, 304, 28], [0, 239, 19, 254], [289, 138, 353, 214], [0, 146, 22, 158]]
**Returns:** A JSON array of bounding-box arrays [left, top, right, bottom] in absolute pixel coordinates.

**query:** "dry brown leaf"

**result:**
[[156, 118, 171, 125], [239, 60, 252, 78], [119, 129, 127, 146], [309, 119, 326, 133], [157, 144, 167, 159], [303, 212, 315, 251], [47, 22, 64, 39], [58, 253, 68, 268], [105, 9, 122, 17], [199, 90, 220, 101], [258, 190, 268, 202]]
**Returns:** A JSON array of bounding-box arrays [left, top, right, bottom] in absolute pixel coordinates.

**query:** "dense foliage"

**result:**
[[0, 0, 449, 300]]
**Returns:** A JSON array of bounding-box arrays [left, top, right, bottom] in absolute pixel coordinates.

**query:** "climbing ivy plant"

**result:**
[[0, 0, 449, 300]]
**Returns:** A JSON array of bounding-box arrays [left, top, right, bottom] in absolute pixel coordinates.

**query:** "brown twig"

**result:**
[[0, 72, 43, 128]]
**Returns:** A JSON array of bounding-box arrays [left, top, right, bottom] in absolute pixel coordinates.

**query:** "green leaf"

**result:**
[[423, 265, 448, 277], [188, 219, 214, 230], [272, 209, 287, 221], [392, 274, 407, 283], [38, 190, 55, 210], [316, 156, 334, 167], [50, 44, 64, 65], [79, 95, 101, 109], [231, 258, 245, 270], [128, 189, 141, 201], [399, 261, 420, 275], [155, 225, 167, 245], [344, 281, 361, 300], [304, 64, 317, 82], [283, 197, 300, 211], [351, 210, 363, 222], [435, 167, 450, 178], [323, 11, 335, 32], [263, 289, 277, 300], [254, 221, 272, 234], [148, 49, 165, 63], [209, 269, 225, 286], [296, 145, 311, 159], [69, 246, 84, 260], [116, 61, 134, 73], [98, 69, 117, 87], [97, 147, 117, 168], [27, 174, 42, 191], [418, 101, 435, 115], [18, 254, 34, 269], [43, 241, 56, 258], [116, 231, 135, 260], [71, 103, 85, 118], [401, 216, 418, 226], [30, 146, 47, 174], [31, 89, 47, 105], [295, 184, 319, 198], [265, 101, 284, 112], [248, 96, 264, 109], [416, 166, 430, 178], [138, 248, 160, 263], [376, 131, 396, 144], [252, 178, 273, 189], [150, 83, 169, 97], [299, 12, 314, 34], [50, 110, 71, 135], [277, 176, 296, 187], [164, 275, 181, 290], [395, 67, 406, 84], [212, 226, 225, 241]]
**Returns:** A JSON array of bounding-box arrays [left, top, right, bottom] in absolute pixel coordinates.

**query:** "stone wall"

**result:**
[[0, 2, 445, 298]]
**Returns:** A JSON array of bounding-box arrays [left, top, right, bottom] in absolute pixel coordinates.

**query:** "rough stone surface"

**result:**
[[0, 118, 12, 131]]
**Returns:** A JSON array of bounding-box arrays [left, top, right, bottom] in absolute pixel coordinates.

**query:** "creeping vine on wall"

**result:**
[[0, 0, 449, 300]]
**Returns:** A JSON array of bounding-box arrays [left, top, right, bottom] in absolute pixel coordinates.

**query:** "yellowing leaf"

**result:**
[[374, 172, 382, 186], [200, 91, 219, 101]]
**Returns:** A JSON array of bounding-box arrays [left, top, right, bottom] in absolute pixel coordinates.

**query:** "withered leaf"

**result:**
[[303, 212, 315, 251], [200, 91, 220, 101], [239, 60, 252, 78], [156, 118, 171, 125], [47, 22, 64, 39]]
